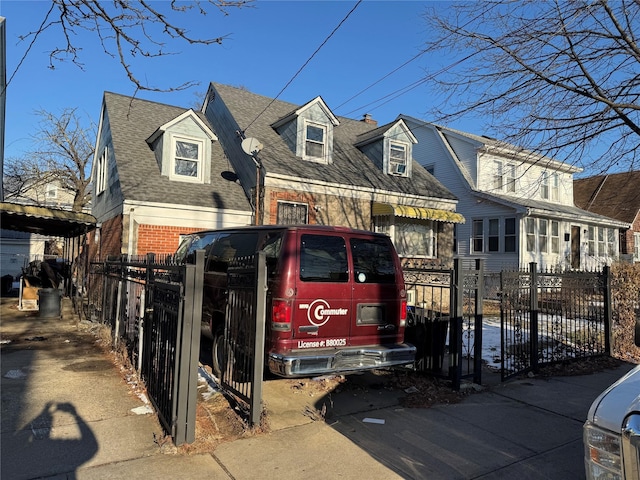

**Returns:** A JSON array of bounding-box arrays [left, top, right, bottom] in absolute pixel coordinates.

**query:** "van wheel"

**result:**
[[212, 326, 226, 379]]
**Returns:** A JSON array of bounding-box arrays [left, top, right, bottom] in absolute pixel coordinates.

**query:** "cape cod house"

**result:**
[[201, 83, 464, 265], [400, 116, 629, 272], [90, 92, 252, 258], [574, 170, 640, 263]]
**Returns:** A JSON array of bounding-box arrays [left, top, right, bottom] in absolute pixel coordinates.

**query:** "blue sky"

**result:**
[[2, 0, 481, 161]]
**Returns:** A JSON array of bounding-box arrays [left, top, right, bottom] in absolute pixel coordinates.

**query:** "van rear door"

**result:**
[[294, 233, 351, 348], [349, 235, 403, 346]]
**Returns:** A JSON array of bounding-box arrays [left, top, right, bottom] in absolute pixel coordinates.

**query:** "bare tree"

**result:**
[[421, 0, 640, 174], [11, 0, 253, 93], [3, 108, 93, 212]]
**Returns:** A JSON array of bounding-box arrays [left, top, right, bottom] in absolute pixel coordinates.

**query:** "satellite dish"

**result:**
[[241, 137, 263, 155]]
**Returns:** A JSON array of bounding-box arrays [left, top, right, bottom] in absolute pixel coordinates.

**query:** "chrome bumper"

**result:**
[[267, 343, 416, 378]]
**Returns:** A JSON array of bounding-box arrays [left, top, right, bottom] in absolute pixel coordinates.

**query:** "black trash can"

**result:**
[[38, 288, 61, 318]]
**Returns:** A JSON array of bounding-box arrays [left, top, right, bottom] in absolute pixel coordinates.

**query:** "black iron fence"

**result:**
[[500, 263, 610, 380], [85, 252, 204, 445], [220, 252, 267, 427], [403, 259, 484, 390]]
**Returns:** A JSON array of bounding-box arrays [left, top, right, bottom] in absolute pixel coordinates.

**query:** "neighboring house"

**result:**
[[91, 92, 252, 258], [0, 179, 73, 279], [401, 116, 629, 272], [201, 83, 464, 266], [574, 171, 640, 263]]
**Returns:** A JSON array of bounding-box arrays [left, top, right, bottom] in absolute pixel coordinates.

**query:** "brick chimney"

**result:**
[[361, 113, 377, 127]]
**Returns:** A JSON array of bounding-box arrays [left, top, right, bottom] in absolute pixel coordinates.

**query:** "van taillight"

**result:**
[[272, 299, 292, 331], [400, 299, 407, 327]]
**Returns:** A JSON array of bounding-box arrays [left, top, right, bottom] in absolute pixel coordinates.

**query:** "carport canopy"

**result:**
[[1, 202, 97, 237]]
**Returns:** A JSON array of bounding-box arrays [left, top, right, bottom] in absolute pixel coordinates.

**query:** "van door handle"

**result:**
[[377, 324, 396, 331], [299, 325, 319, 333]]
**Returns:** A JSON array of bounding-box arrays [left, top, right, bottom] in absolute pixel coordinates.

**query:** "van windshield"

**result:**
[[177, 232, 218, 264], [351, 237, 396, 283]]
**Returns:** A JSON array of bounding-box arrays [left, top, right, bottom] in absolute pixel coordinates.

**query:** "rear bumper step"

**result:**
[[267, 343, 416, 378]]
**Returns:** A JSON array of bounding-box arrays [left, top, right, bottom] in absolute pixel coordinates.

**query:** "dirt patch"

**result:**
[[535, 356, 627, 377], [177, 392, 252, 455]]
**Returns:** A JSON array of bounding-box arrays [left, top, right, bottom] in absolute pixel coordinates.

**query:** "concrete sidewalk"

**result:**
[[1, 296, 634, 479]]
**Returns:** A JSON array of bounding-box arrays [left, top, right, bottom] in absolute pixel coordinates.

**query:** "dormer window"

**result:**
[[46, 183, 58, 199], [272, 97, 338, 165], [146, 109, 216, 185], [172, 136, 204, 182], [389, 142, 408, 176], [305, 122, 326, 160]]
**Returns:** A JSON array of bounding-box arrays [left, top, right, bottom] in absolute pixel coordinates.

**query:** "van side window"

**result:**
[[300, 234, 348, 282], [207, 232, 260, 273], [351, 238, 396, 284]]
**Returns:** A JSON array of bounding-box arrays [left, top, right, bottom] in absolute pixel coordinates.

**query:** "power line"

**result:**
[[242, 0, 363, 133]]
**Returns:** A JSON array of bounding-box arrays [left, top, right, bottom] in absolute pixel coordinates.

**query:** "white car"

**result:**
[[584, 364, 640, 479]]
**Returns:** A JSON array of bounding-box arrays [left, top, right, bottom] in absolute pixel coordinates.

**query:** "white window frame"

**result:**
[[46, 183, 58, 200], [550, 173, 559, 202], [171, 136, 204, 183], [303, 121, 327, 162], [598, 227, 605, 256], [540, 172, 549, 199], [634, 232, 640, 261], [551, 220, 559, 254], [506, 163, 516, 193], [588, 226, 596, 256], [389, 141, 409, 176], [96, 146, 108, 195], [606, 228, 616, 256], [493, 161, 503, 191], [539, 219, 548, 253], [525, 218, 536, 252]]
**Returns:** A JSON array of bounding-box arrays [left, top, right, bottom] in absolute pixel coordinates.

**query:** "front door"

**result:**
[[571, 226, 581, 269]]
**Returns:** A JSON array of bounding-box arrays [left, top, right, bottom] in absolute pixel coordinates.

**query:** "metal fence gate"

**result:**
[[220, 252, 267, 427], [85, 252, 204, 445], [403, 259, 484, 390], [500, 263, 610, 380]]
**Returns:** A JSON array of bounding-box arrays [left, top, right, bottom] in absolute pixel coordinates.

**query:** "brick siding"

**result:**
[[136, 225, 203, 255]]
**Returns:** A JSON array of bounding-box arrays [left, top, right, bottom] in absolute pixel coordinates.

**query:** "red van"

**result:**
[[176, 225, 415, 378]]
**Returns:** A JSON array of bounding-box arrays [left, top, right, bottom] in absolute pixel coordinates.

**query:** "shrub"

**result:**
[[610, 262, 640, 363]]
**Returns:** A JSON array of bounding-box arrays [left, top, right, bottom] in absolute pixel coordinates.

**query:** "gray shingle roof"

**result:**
[[479, 191, 630, 226], [211, 83, 457, 201], [103, 91, 250, 211]]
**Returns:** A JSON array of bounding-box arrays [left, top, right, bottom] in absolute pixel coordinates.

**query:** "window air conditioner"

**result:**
[[392, 163, 406, 175]]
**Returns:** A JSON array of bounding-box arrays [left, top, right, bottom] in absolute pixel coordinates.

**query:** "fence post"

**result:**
[[250, 251, 267, 426], [603, 265, 611, 355], [449, 258, 463, 390], [474, 259, 484, 385], [113, 257, 124, 348], [174, 249, 204, 445], [529, 262, 539, 373]]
